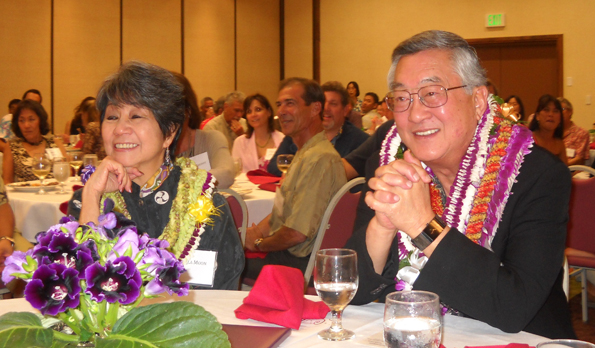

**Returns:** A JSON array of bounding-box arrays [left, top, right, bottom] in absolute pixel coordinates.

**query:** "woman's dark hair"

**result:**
[[171, 72, 201, 129], [529, 94, 564, 139], [243, 94, 274, 138], [11, 100, 50, 138], [347, 81, 360, 97], [96, 61, 185, 159], [505, 95, 525, 121]]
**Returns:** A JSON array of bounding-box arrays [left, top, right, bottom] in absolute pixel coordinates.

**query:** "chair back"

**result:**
[[567, 166, 595, 254], [220, 189, 248, 246], [303, 177, 365, 291]]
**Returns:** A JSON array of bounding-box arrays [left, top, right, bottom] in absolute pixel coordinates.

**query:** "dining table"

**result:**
[[0, 289, 549, 347], [6, 174, 276, 243]]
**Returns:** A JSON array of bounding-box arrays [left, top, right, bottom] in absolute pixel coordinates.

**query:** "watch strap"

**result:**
[[410, 215, 447, 251], [254, 238, 264, 251]]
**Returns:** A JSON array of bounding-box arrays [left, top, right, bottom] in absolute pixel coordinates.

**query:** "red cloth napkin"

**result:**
[[244, 250, 268, 259], [465, 344, 533, 348], [235, 265, 330, 329], [258, 183, 278, 192], [247, 170, 281, 184]]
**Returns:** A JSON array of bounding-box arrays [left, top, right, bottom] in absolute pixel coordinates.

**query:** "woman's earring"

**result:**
[[164, 148, 171, 166]]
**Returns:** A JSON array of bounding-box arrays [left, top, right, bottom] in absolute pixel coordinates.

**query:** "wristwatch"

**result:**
[[0, 236, 15, 248], [410, 215, 447, 251], [254, 238, 264, 251]]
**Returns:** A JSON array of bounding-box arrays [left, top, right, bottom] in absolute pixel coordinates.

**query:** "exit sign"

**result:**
[[486, 13, 506, 27]]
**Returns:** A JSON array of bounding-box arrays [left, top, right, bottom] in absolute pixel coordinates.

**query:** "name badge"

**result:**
[[566, 148, 576, 158], [264, 148, 276, 161], [46, 148, 62, 160], [190, 152, 211, 170], [181, 249, 217, 287]]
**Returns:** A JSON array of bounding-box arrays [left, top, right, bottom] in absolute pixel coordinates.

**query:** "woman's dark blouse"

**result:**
[[68, 165, 244, 290]]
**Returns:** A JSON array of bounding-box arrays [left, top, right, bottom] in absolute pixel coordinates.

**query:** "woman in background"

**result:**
[[65, 97, 98, 137], [80, 97, 106, 159], [529, 94, 567, 164], [346, 81, 362, 113], [3, 100, 66, 183], [173, 72, 235, 188], [232, 94, 284, 172], [505, 95, 525, 123]]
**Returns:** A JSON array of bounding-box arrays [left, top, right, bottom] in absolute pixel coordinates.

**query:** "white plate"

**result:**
[[7, 181, 59, 192]]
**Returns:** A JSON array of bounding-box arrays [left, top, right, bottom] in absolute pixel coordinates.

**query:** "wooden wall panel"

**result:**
[[236, 0, 280, 104], [53, 0, 120, 134], [284, 0, 312, 80], [0, 1, 51, 121], [122, 0, 182, 72], [184, 0, 235, 103]]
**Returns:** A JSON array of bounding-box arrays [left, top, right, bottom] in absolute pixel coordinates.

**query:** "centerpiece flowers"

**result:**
[[0, 200, 230, 347]]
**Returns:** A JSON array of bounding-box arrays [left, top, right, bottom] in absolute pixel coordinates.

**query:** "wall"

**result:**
[[319, 0, 595, 129], [0, 0, 280, 134]]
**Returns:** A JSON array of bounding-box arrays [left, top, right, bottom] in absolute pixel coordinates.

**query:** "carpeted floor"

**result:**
[[568, 280, 595, 343]]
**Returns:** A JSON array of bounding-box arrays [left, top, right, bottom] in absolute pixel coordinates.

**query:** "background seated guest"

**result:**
[[361, 92, 380, 132], [244, 77, 346, 279], [173, 72, 235, 189], [3, 100, 66, 183], [559, 97, 589, 165], [79, 98, 106, 160], [65, 96, 98, 139], [529, 94, 567, 164], [68, 61, 244, 290], [346, 30, 575, 339], [232, 94, 284, 172], [22, 89, 42, 104], [203, 91, 248, 150], [505, 95, 525, 123], [347, 81, 362, 113], [0, 99, 21, 139]]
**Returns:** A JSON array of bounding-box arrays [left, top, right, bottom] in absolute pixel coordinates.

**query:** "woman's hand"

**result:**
[[365, 151, 435, 236], [83, 156, 143, 198]]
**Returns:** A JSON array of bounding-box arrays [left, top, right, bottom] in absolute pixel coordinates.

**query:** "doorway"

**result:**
[[468, 35, 563, 119]]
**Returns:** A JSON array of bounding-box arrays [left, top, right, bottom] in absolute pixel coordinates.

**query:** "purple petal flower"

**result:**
[[45, 220, 80, 238], [1, 250, 34, 283], [24, 263, 80, 316], [81, 165, 95, 185], [395, 280, 408, 291], [144, 261, 189, 297], [33, 231, 97, 274], [108, 229, 140, 261], [98, 212, 117, 230], [85, 256, 142, 305]]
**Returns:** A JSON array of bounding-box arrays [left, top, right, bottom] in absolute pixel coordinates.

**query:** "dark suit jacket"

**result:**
[[345, 145, 576, 339]]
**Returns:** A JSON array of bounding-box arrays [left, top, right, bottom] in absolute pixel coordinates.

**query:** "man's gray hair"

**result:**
[[387, 30, 486, 95], [225, 91, 246, 105], [200, 96, 213, 107]]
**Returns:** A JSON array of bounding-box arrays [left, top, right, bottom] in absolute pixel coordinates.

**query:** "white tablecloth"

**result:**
[[0, 290, 548, 347], [6, 175, 275, 243], [6, 180, 74, 242], [232, 173, 276, 225]]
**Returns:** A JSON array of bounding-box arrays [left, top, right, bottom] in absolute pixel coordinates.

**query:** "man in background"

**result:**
[[203, 91, 247, 149]]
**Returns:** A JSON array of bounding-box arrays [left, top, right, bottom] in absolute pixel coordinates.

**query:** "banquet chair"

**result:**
[[566, 165, 595, 322], [303, 177, 365, 294], [220, 188, 248, 246]]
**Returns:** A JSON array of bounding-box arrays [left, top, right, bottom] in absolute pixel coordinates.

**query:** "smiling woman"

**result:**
[[67, 61, 244, 290], [2, 100, 66, 184]]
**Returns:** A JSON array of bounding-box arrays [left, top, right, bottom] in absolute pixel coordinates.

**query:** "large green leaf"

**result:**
[[0, 312, 53, 348], [96, 302, 230, 348]]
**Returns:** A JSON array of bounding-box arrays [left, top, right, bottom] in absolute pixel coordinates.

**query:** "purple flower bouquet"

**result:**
[[0, 199, 230, 347]]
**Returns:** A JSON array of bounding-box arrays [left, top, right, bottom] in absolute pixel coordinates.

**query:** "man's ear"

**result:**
[[310, 101, 322, 119], [473, 86, 489, 121]]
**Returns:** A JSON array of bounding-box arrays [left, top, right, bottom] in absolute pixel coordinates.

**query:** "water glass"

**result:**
[[52, 158, 70, 194], [384, 291, 442, 348], [537, 340, 595, 348], [276, 154, 294, 174], [31, 152, 51, 195], [233, 158, 242, 177], [83, 154, 98, 168], [314, 248, 358, 341]]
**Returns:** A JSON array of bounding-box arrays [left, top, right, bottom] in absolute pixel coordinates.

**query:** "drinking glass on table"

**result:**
[[52, 157, 70, 194], [31, 152, 51, 195], [313, 248, 358, 341], [233, 158, 242, 178], [383, 291, 443, 348], [69, 151, 84, 181], [276, 154, 294, 174], [83, 154, 98, 169]]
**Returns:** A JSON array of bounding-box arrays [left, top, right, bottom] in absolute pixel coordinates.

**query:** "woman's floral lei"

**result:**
[[379, 95, 534, 291], [1, 206, 189, 341], [102, 157, 218, 264]]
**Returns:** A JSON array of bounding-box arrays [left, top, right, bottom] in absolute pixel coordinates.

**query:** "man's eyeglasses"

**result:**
[[385, 85, 467, 112]]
